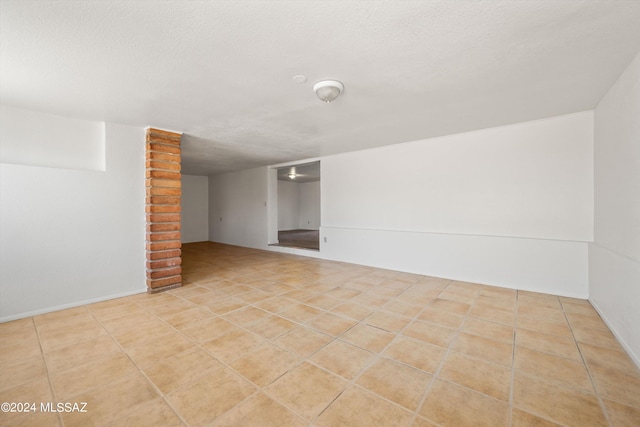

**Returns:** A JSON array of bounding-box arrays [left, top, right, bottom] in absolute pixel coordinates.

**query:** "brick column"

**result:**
[[145, 128, 182, 292]]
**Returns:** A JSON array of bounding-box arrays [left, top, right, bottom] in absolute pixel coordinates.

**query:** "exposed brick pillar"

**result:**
[[145, 128, 183, 292]]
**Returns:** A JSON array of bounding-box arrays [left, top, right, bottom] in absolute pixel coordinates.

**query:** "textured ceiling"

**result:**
[[1, 1, 639, 176]]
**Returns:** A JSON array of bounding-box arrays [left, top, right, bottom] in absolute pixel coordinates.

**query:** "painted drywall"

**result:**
[[323, 111, 594, 242], [299, 181, 320, 230], [208, 167, 269, 249], [278, 180, 299, 230], [0, 105, 106, 171], [181, 175, 209, 243], [590, 52, 640, 366], [0, 116, 146, 321]]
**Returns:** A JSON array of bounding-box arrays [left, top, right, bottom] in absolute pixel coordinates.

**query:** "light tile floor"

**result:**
[[1, 241, 639, 426]]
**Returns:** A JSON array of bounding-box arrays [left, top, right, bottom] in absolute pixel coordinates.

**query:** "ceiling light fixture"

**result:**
[[313, 80, 344, 103], [288, 173, 296, 179]]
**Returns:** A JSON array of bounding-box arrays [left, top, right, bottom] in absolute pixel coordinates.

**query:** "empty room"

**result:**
[[1, 1, 639, 426]]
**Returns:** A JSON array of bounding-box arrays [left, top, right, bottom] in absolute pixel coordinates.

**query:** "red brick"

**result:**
[[145, 170, 181, 180], [147, 213, 181, 223], [146, 143, 181, 155], [146, 161, 181, 171], [147, 231, 181, 241], [147, 152, 180, 163], [146, 178, 181, 188], [146, 196, 180, 205], [145, 205, 181, 213], [147, 266, 182, 279], [147, 223, 181, 232], [147, 257, 182, 269], [148, 249, 181, 260], [147, 187, 182, 197], [147, 275, 181, 289], [146, 241, 181, 251]]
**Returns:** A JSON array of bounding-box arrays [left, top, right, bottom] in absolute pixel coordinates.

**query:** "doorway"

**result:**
[[274, 161, 320, 251]]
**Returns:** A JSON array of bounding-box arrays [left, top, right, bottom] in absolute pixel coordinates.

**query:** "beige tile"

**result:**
[[278, 303, 322, 323], [513, 372, 607, 427], [511, 408, 564, 426], [310, 340, 375, 380], [324, 287, 360, 300], [417, 307, 464, 329], [429, 298, 470, 315], [517, 314, 572, 338], [468, 304, 515, 326], [571, 324, 622, 349], [144, 347, 224, 394], [340, 324, 395, 353], [200, 297, 246, 315], [579, 342, 640, 375], [108, 398, 184, 427], [37, 319, 108, 352], [44, 334, 122, 372], [178, 316, 237, 344], [330, 302, 374, 321], [0, 355, 46, 393], [211, 392, 307, 427], [357, 357, 432, 411], [87, 298, 142, 321], [439, 351, 511, 402], [566, 312, 609, 331], [383, 336, 446, 373], [0, 378, 54, 426], [110, 319, 175, 349], [589, 365, 640, 408], [125, 332, 195, 368], [404, 320, 457, 349], [245, 314, 297, 339], [462, 317, 514, 343], [254, 296, 295, 313], [383, 300, 423, 318], [167, 368, 255, 426], [52, 352, 138, 398], [516, 328, 581, 360], [515, 347, 593, 393], [265, 362, 346, 420], [561, 300, 599, 316], [315, 386, 413, 427], [604, 399, 640, 427], [410, 416, 440, 427], [230, 343, 301, 387], [223, 306, 269, 325], [161, 305, 215, 329], [274, 326, 333, 357], [0, 325, 41, 365], [366, 311, 411, 332], [305, 294, 341, 310], [61, 373, 159, 427], [307, 313, 356, 336], [453, 332, 513, 367], [517, 303, 565, 322], [3, 410, 60, 427], [353, 292, 390, 308], [201, 329, 264, 363], [420, 379, 509, 427]]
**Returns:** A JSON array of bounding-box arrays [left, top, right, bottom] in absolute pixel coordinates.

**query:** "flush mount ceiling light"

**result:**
[[313, 80, 344, 103]]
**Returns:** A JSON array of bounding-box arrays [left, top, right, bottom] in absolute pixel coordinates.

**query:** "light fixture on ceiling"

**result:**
[[313, 80, 344, 103], [288, 173, 296, 179]]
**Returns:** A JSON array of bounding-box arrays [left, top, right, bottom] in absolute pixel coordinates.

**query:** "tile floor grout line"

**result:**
[[31, 316, 65, 427], [560, 298, 614, 427]]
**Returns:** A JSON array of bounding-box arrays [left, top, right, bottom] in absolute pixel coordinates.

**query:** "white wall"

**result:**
[[208, 167, 269, 249], [278, 180, 299, 230], [0, 105, 106, 171], [277, 180, 321, 231], [590, 52, 640, 365], [299, 181, 320, 230], [0, 111, 146, 321], [181, 175, 209, 243], [320, 112, 594, 297]]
